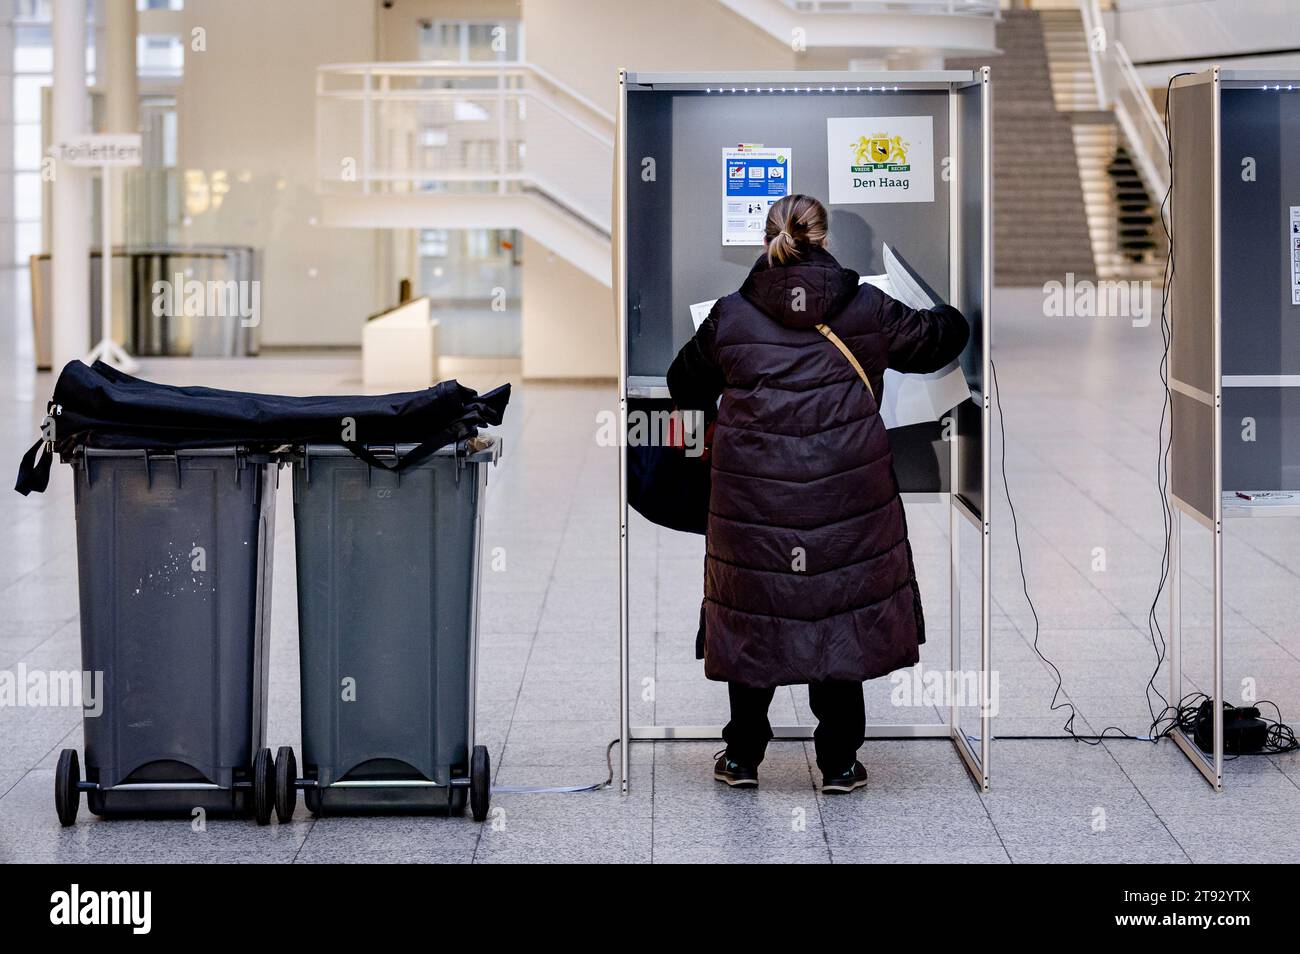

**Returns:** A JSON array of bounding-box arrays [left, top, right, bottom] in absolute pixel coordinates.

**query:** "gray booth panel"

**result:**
[[1170, 80, 1217, 396], [955, 80, 987, 514], [625, 87, 951, 379], [1222, 387, 1300, 491], [1172, 389, 1216, 518], [623, 78, 986, 501], [1219, 88, 1300, 377]]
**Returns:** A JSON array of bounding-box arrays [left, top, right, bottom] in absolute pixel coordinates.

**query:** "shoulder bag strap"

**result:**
[[814, 323, 875, 401]]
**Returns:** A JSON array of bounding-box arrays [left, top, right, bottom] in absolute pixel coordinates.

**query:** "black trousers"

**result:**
[[722, 681, 866, 775]]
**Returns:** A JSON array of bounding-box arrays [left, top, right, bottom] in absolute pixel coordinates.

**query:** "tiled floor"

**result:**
[[2, 283, 1298, 864]]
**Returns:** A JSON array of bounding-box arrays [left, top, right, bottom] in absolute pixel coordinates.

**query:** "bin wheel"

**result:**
[[55, 749, 80, 827], [274, 746, 297, 823], [304, 784, 322, 817], [469, 745, 490, 822], [252, 748, 274, 825]]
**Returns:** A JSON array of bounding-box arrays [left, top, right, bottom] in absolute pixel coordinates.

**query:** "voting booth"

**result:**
[[614, 70, 993, 792], [1169, 69, 1300, 790]]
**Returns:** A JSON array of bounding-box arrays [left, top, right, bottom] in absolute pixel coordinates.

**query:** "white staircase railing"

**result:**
[[780, 0, 998, 14], [1078, 0, 1170, 200], [316, 61, 614, 236]]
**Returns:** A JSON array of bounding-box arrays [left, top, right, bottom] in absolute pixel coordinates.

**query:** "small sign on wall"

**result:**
[[826, 116, 933, 205], [53, 134, 143, 167]]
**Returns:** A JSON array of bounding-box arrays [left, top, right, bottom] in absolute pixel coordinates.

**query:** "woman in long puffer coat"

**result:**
[[667, 194, 969, 793]]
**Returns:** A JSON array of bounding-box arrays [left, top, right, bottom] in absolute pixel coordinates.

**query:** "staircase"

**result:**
[[1042, 8, 1166, 282], [1072, 124, 1165, 280], [1042, 7, 1101, 111], [950, 10, 1097, 285]]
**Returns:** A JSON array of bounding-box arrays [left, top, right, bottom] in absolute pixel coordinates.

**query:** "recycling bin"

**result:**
[[54, 447, 279, 825], [274, 436, 499, 822]]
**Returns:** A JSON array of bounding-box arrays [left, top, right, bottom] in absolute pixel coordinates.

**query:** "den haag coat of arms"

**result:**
[[851, 133, 911, 172]]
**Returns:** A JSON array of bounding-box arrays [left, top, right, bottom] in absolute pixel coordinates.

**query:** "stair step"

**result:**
[[953, 9, 1099, 283]]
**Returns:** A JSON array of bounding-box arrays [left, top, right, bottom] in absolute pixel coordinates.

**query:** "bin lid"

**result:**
[[298, 435, 501, 465]]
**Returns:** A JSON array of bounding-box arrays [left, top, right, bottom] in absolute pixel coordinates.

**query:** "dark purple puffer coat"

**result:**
[[667, 246, 969, 688]]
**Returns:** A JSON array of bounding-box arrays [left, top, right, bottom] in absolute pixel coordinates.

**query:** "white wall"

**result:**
[[1113, 0, 1300, 68], [176, 0, 380, 347], [524, 0, 792, 114], [520, 233, 614, 378], [519, 0, 795, 378]]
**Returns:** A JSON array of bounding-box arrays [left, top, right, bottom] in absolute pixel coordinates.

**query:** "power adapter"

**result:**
[[1193, 699, 1270, 755]]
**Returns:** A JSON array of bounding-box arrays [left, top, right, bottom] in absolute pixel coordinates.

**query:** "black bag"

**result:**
[[16, 360, 510, 495], [625, 398, 711, 535]]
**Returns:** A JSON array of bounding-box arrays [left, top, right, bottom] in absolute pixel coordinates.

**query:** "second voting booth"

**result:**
[[614, 70, 993, 792], [1169, 69, 1300, 790]]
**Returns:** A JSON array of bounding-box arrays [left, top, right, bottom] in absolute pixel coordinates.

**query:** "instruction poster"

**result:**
[[826, 115, 934, 205], [1291, 206, 1300, 305], [723, 145, 792, 245]]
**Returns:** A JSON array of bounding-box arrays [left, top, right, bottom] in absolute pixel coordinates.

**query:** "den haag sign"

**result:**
[[826, 115, 934, 204]]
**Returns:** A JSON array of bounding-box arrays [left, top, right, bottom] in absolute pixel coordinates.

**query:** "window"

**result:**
[[6, 0, 177, 265], [418, 19, 523, 63], [136, 33, 182, 78]]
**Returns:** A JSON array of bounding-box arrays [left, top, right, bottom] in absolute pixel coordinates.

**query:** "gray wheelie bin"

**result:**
[[274, 436, 499, 822], [54, 447, 279, 825]]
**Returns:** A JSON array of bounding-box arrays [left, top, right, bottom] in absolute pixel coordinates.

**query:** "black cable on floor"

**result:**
[[991, 359, 1147, 744]]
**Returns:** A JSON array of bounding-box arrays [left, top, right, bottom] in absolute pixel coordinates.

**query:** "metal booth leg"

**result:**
[[1168, 503, 1224, 791]]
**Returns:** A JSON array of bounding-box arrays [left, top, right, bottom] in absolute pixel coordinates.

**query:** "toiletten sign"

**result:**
[[54, 133, 143, 167], [826, 115, 933, 204]]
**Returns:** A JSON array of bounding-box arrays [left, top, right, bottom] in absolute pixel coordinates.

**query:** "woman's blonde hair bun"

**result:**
[[764, 194, 829, 265]]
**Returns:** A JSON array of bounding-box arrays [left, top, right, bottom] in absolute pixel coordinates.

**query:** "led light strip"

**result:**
[[703, 85, 903, 94]]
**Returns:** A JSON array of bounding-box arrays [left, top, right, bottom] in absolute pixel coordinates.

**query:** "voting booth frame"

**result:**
[[1169, 69, 1300, 791], [614, 70, 993, 794]]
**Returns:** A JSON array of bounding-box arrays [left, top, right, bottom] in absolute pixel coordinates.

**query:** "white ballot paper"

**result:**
[[864, 243, 972, 429], [686, 243, 970, 429], [689, 300, 715, 330]]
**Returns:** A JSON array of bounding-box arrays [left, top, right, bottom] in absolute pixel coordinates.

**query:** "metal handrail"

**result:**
[[317, 60, 614, 125], [315, 60, 615, 233], [319, 86, 613, 149], [1114, 40, 1166, 154], [1077, 0, 1170, 198], [1077, 0, 1109, 109], [783, 0, 999, 16]]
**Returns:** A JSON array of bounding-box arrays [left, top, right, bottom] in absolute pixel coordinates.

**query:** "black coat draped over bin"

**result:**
[[15, 360, 510, 495], [667, 246, 969, 688]]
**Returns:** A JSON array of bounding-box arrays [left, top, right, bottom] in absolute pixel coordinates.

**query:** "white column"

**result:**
[[104, 0, 138, 246], [51, 0, 90, 369]]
